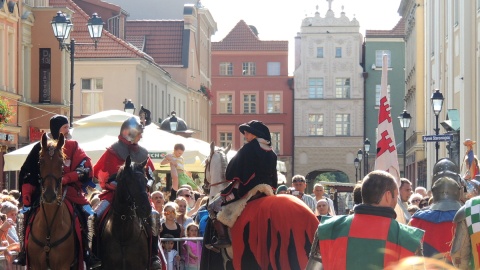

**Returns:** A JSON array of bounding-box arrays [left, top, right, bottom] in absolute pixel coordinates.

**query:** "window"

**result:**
[[335, 114, 350, 136], [243, 94, 256, 113], [335, 47, 342, 58], [266, 93, 281, 113], [316, 47, 324, 58], [81, 78, 103, 115], [454, 0, 459, 25], [220, 62, 233, 76], [219, 132, 232, 148], [308, 78, 324, 99], [375, 50, 392, 67], [375, 85, 391, 106], [271, 132, 281, 154], [219, 94, 233, 114], [267, 62, 280, 76], [308, 114, 324, 136], [335, 78, 350, 98], [242, 62, 256, 76]]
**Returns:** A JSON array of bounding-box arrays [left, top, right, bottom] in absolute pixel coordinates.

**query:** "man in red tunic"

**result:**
[[93, 117, 160, 269], [14, 115, 101, 269]]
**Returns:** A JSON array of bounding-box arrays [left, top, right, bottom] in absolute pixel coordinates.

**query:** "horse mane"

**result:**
[[40, 134, 66, 160]]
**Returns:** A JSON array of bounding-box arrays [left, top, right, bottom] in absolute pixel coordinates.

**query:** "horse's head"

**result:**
[[114, 156, 152, 219], [204, 142, 230, 200], [39, 132, 65, 204]]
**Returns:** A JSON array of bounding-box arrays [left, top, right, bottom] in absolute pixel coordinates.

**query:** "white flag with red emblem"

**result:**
[[374, 54, 400, 184]]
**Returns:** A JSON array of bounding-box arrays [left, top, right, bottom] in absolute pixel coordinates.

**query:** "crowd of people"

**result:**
[[6, 113, 480, 270]]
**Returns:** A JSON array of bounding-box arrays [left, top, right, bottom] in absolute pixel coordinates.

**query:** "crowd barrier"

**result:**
[[0, 248, 24, 270], [159, 237, 203, 270]]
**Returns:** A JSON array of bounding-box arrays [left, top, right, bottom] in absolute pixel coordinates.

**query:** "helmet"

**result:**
[[433, 158, 459, 175], [430, 176, 462, 211], [120, 117, 143, 142]]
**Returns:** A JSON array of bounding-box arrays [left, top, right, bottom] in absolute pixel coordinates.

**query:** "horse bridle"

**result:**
[[31, 145, 73, 268], [112, 169, 147, 221], [203, 149, 229, 191]]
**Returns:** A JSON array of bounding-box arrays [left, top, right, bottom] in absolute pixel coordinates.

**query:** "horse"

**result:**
[[27, 133, 77, 270], [201, 142, 320, 270], [99, 156, 152, 270]]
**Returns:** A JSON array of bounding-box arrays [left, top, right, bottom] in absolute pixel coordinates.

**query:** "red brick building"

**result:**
[[211, 20, 293, 179]]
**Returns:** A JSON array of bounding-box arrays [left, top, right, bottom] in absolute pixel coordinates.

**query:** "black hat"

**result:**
[[239, 120, 271, 143], [50, 115, 69, 140]]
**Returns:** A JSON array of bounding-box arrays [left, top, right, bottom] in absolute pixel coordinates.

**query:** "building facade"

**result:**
[[211, 20, 293, 180], [293, 4, 364, 187], [399, 0, 428, 188]]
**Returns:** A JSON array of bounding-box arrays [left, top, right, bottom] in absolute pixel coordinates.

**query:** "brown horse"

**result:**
[[27, 133, 77, 270], [201, 142, 320, 270], [100, 156, 151, 269]]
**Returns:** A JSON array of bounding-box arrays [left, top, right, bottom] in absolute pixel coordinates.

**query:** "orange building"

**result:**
[[211, 21, 293, 179]]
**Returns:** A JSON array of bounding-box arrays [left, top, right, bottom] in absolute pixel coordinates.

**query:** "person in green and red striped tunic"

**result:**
[[307, 170, 425, 270]]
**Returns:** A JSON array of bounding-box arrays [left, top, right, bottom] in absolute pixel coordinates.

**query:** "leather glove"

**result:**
[[76, 167, 91, 180]]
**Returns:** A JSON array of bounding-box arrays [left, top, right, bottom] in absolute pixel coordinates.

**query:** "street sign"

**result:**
[[422, 134, 453, 142]]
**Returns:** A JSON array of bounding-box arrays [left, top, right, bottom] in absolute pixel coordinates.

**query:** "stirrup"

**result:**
[[12, 251, 27, 266]]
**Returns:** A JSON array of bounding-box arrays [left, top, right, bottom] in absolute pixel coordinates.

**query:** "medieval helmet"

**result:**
[[433, 158, 459, 175], [430, 176, 462, 211], [120, 117, 143, 142]]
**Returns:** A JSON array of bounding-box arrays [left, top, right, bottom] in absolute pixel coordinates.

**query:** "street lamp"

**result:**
[[398, 109, 412, 177], [364, 138, 371, 175], [169, 111, 178, 132], [159, 111, 193, 137], [431, 89, 444, 162], [354, 158, 360, 181], [51, 11, 104, 127], [123, 99, 135, 114], [357, 149, 363, 177]]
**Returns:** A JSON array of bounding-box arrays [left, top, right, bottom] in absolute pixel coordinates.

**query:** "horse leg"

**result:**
[[207, 196, 231, 248], [13, 208, 30, 266]]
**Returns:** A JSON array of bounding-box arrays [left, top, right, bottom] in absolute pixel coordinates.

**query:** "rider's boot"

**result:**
[[212, 219, 231, 248], [150, 210, 162, 270], [82, 205, 102, 270], [13, 208, 29, 266]]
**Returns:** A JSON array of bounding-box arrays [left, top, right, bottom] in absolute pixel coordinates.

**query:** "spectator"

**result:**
[[313, 183, 325, 201], [395, 178, 413, 224], [151, 191, 165, 222], [183, 223, 201, 270], [161, 234, 181, 270], [8, 190, 21, 204], [174, 197, 193, 233], [316, 199, 330, 222], [415, 186, 427, 198], [291, 175, 316, 212], [309, 170, 424, 269], [0, 202, 18, 243], [419, 197, 430, 209], [276, 185, 288, 195], [409, 193, 423, 206], [160, 202, 182, 251]]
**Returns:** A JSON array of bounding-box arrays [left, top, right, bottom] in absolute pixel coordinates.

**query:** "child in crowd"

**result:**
[[162, 144, 200, 191], [160, 202, 182, 251], [161, 234, 181, 270], [183, 223, 201, 270]]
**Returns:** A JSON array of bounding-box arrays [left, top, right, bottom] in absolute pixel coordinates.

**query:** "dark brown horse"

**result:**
[[27, 133, 77, 269], [100, 156, 151, 269]]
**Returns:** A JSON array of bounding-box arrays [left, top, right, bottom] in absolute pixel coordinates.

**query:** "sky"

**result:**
[[201, 0, 402, 75]]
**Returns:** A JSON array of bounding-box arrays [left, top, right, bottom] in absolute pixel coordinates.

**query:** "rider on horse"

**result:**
[[208, 120, 278, 248], [93, 116, 161, 269], [14, 115, 101, 269]]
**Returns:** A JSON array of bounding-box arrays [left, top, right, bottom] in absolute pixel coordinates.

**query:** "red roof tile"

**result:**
[[49, 0, 152, 60], [365, 17, 405, 38], [125, 20, 184, 66], [212, 20, 287, 51]]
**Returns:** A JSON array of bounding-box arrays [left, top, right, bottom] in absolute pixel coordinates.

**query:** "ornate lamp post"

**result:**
[[364, 138, 371, 175], [357, 149, 363, 178], [398, 109, 412, 177], [431, 89, 444, 162], [51, 11, 103, 127], [160, 111, 193, 137], [354, 158, 360, 181]]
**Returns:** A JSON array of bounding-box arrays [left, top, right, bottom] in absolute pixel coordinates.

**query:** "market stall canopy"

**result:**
[[4, 110, 237, 172]]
